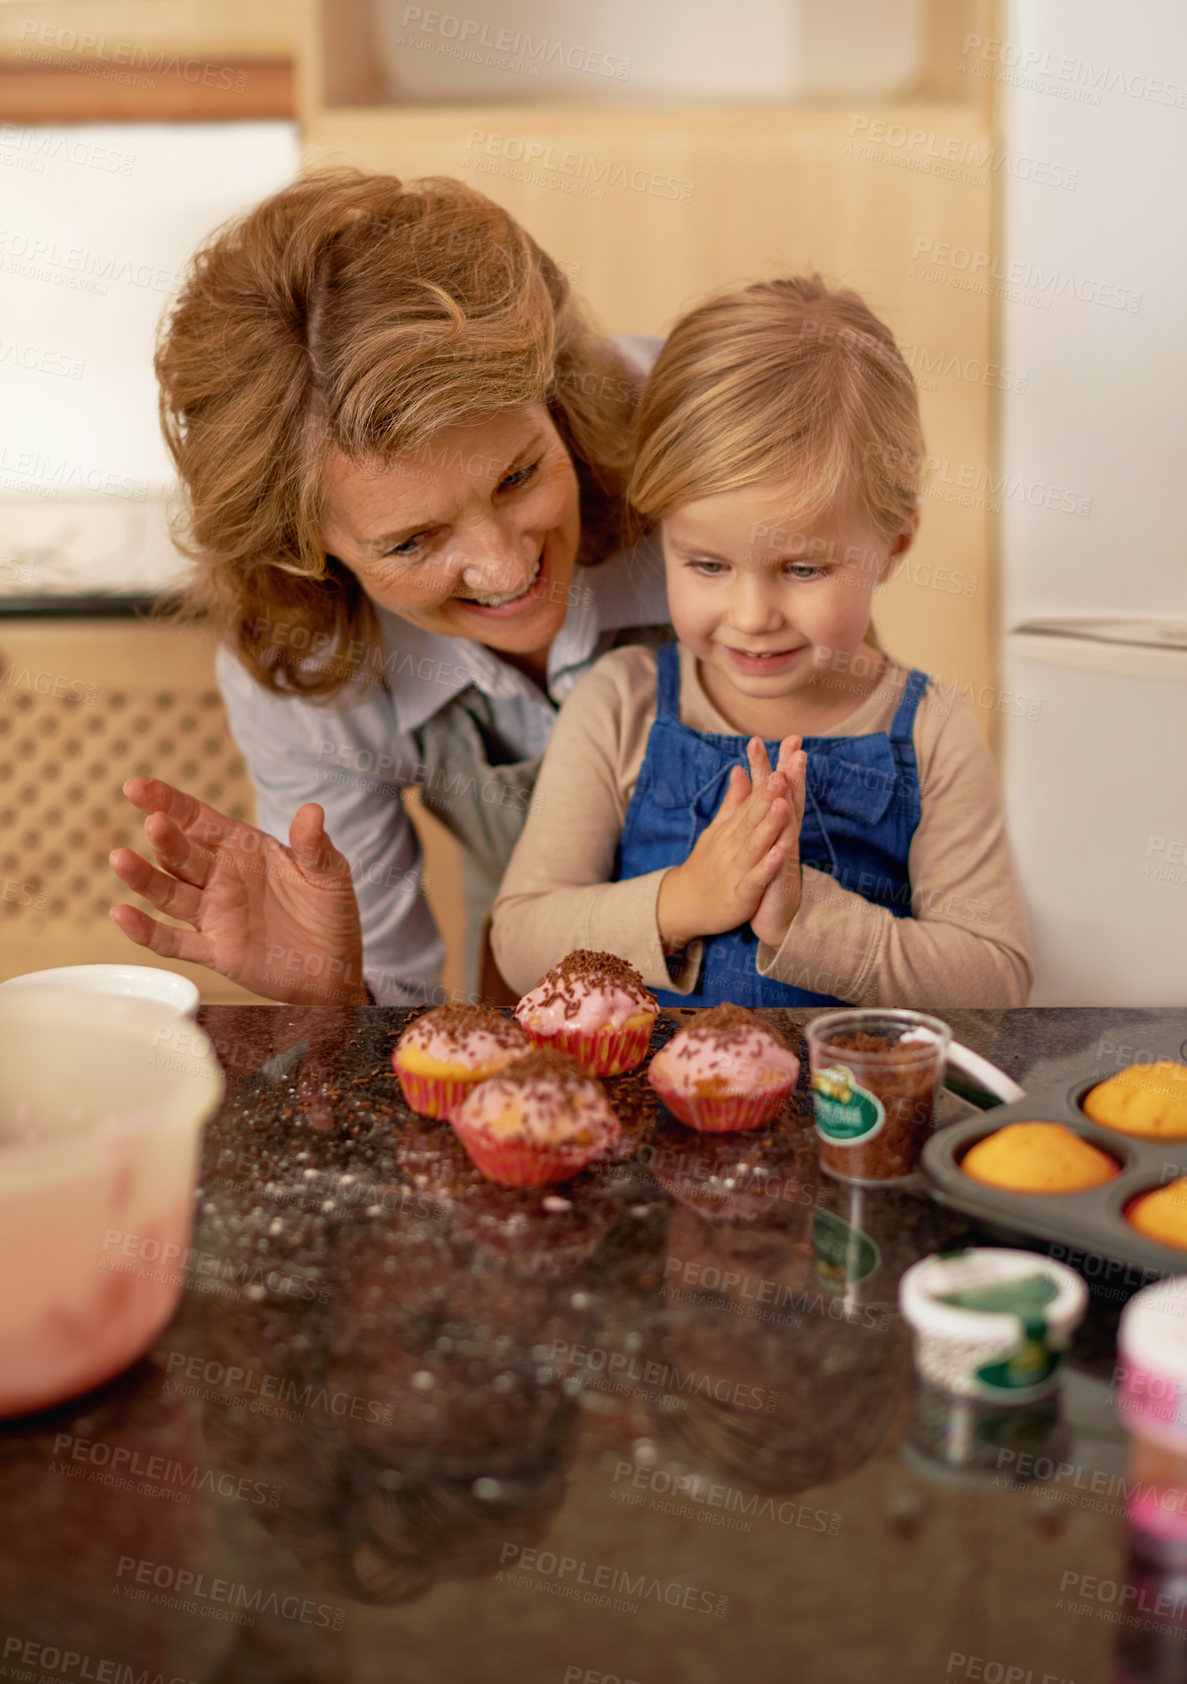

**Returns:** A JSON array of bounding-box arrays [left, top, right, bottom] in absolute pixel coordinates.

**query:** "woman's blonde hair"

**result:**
[[155, 169, 642, 698], [628, 274, 923, 545]]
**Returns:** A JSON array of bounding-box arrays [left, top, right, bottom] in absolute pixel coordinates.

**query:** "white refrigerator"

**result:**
[[998, 0, 1187, 1003]]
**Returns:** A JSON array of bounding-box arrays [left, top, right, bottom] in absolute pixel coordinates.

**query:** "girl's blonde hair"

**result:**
[[628, 275, 923, 545], [155, 169, 642, 698]]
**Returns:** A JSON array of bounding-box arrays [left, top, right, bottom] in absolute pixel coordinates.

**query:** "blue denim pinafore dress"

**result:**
[[612, 644, 929, 1007]]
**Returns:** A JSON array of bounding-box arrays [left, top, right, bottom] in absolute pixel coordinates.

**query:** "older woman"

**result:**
[[109, 170, 670, 1006]]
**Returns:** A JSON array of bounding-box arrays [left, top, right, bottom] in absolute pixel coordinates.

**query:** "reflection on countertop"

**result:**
[[2, 1005, 1184, 1682]]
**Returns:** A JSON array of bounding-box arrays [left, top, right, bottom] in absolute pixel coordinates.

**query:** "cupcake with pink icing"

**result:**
[[451, 1049, 623, 1186], [647, 1005, 801, 1133], [514, 950, 658, 1077], [392, 1004, 530, 1120]]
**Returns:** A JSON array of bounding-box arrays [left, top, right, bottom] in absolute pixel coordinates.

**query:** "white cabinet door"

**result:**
[[1003, 623, 1187, 1005]]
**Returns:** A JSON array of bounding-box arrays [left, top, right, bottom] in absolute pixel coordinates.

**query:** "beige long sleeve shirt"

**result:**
[[491, 643, 1033, 1009]]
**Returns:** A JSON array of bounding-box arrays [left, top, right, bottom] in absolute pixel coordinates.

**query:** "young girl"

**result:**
[[490, 276, 1033, 1009]]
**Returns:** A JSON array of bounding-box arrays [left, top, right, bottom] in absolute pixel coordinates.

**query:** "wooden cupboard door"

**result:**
[[0, 619, 265, 1001], [0, 618, 473, 1007]]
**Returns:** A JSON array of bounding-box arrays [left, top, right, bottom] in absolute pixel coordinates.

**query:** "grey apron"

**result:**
[[410, 623, 676, 989]]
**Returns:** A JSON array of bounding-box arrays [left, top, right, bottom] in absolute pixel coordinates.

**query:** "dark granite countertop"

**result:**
[[2, 1005, 1186, 1683]]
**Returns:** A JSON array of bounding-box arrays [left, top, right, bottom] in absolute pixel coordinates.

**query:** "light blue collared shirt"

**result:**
[[217, 523, 669, 1004]]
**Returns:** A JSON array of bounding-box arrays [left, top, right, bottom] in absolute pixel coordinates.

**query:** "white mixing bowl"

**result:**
[[0, 987, 224, 1416], [0, 964, 199, 1017]]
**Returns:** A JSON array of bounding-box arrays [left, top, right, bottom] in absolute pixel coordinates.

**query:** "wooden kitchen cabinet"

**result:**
[[0, 618, 265, 1001], [0, 617, 468, 1005], [0, 0, 301, 119]]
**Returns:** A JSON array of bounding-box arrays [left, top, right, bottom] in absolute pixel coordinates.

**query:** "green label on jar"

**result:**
[[975, 1336, 1060, 1395], [812, 1209, 881, 1290], [939, 1277, 1059, 1317], [811, 1062, 885, 1144]]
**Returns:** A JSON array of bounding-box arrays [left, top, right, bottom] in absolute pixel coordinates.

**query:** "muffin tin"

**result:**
[[922, 1033, 1187, 1281]]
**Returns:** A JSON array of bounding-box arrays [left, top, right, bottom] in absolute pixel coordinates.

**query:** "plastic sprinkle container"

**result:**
[[1117, 1278, 1187, 1548], [806, 1009, 950, 1184], [899, 1249, 1087, 1406]]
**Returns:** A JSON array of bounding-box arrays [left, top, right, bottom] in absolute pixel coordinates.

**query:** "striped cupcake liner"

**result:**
[[450, 1120, 618, 1187], [393, 1063, 478, 1122], [522, 1019, 654, 1077], [648, 1076, 793, 1134]]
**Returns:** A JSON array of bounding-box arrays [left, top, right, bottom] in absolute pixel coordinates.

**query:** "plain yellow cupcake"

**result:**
[[1129, 1178, 1187, 1249], [1083, 1061, 1187, 1138], [961, 1121, 1118, 1193]]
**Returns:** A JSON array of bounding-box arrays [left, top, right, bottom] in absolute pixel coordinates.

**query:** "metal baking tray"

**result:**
[[922, 1031, 1187, 1281]]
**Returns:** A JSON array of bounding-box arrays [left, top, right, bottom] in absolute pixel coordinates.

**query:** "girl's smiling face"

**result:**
[[661, 481, 918, 735]]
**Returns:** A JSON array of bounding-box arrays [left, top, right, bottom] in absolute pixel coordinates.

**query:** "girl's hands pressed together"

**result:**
[[656, 737, 794, 954], [751, 735, 808, 950], [109, 777, 366, 1005]]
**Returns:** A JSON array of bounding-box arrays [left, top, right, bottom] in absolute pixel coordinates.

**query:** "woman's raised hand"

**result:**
[[656, 738, 793, 953], [109, 778, 367, 1005]]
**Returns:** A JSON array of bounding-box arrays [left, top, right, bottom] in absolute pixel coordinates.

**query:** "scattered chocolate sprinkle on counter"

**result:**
[[1, 995, 1137, 1673]]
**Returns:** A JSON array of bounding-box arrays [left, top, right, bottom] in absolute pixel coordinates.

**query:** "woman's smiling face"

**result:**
[[320, 403, 582, 659]]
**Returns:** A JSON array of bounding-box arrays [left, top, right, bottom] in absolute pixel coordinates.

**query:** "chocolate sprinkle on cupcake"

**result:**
[[674, 1004, 789, 1051], [403, 1004, 526, 1052], [532, 950, 658, 1021], [492, 1048, 601, 1096]]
